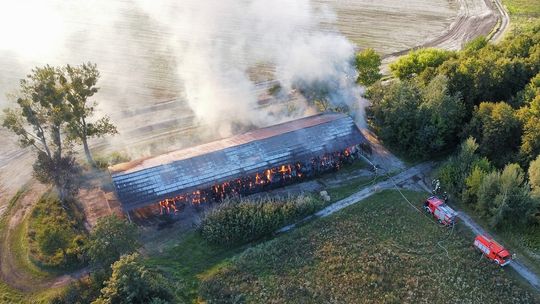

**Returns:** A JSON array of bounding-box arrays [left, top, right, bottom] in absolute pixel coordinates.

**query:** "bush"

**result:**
[[28, 191, 87, 269], [93, 253, 174, 304], [50, 276, 101, 304], [390, 48, 455, 79], [199, 195, 323, 246], [87, 215, 139, 270], [94, 151, 131, 170]]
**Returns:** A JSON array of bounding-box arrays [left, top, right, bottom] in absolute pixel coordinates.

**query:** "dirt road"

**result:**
[[457, 211, 540, 290], [0, 182, 88, 292], [277, 162, 434, 232]]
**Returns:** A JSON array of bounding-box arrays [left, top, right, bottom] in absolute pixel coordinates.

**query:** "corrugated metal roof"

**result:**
[[110, 113, 366, 211]]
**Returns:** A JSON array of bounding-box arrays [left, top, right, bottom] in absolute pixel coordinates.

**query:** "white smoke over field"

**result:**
[[137, 0, 364, 134], [0, 0, 364, 141]]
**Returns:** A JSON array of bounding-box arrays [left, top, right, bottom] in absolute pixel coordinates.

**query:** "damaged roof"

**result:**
[[110, 113, 366, 211]]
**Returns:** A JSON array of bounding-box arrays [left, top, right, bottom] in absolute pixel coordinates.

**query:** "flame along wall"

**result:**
[[109, 113, 367, 213], [158, 146, 362, 213]]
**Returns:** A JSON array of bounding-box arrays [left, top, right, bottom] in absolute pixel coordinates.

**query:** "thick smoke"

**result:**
[[0, 0, 364, 141], [137, 0, 363, 135]]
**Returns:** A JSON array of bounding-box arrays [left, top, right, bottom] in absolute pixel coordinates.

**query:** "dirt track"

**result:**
[[382, 0, 510, 69]]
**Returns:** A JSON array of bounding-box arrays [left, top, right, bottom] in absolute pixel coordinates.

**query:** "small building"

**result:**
[[109, 113, 367, 214]]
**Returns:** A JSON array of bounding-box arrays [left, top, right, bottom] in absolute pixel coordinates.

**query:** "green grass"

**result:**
[[144, 232, 249, 303], [11, 211, 53, 279], [0, 189, 66, 303], [0, 281, 24, 304], [457, 203, 540, 275], [503, 0, 540, 30], [504, 0, 540, 17], [326, 175, 381, 201], [198, 190, 538, 303], [0, 190, 26, 303]]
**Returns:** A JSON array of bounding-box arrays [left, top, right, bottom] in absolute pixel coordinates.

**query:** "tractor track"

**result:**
[[0, 182, 88, 293], [383, 0, 510, 65]]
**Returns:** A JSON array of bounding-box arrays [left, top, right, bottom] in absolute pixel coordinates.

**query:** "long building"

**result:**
[[109, 113, 367, 212]]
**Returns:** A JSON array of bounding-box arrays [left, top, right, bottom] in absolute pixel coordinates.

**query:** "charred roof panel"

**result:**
[[110, 113, 366, 211]]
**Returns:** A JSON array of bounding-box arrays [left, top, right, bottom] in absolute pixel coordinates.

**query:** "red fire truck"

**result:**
[[423, 196, 458, 226], [474, 235, 512, 266]]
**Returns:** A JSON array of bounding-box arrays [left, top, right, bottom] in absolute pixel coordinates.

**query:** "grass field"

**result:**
[[503, 0, 540, 29], [504, 0, 540, 17], [458, 202, 540, 276], [197, 190, 537, 303], [0, 189, 63, 303]]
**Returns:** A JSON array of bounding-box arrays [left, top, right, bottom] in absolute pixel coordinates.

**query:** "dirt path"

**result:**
[[360, 128, 405, 172], [277, 162, 434, 232], [457, 211, 540, 290], [0, 182, 88, 292]]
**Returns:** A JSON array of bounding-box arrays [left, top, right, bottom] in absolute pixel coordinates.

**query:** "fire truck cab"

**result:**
[[423, 196, 457, 226], [474, 235, 512, 266]]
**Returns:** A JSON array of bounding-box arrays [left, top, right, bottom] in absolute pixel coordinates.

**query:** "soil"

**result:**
[[382, 0, 510, 72]]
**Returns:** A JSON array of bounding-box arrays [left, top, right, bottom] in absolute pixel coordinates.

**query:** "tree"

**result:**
[[390, 48, 454, 80], [529, 155, 540, 197], [2, 65, 80, 202], [37, 224, 71, 262], [416, 75, 465, 154], [87, 215, 139, 269], [462, 162, 490, 206], [62, 63, 118, 168], [477, 163, 538, 227], [93, 253, 174, 304], [355, 48, 382, 86], [438, 137, 482, 196], [465, 102, 523, 167], [518, 95, 540, 164], [368, 76, 464, 159]]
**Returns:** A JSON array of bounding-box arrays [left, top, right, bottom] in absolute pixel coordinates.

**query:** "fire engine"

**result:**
[[423, 196, 457, 226], [474, 235, 512, 266]]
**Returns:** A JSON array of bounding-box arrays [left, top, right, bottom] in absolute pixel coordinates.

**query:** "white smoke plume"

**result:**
[[0, 0, 364, 145], [136, 0, 363, 135]]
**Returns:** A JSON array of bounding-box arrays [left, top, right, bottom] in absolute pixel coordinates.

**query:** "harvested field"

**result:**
[[198, 190, 537, 303]]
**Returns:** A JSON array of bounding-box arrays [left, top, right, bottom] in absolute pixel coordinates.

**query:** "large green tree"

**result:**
[[2, 65, 80, 201], [390, 48, 454, 80], [62, 63, 118, 168], [93, 253, 174, 304], [465, 102, 523, 167], [529, 155, 540, 197], [477, 163, 538, 227], [518, 95, 540, 164], [87, 215, 139, 269], [355, 48, 382, 86], [367, 75, 464, 159], [37, 224, 71, 262]]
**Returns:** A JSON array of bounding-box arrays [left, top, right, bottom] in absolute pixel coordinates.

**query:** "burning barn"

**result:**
[[109, 113, 367, 215]]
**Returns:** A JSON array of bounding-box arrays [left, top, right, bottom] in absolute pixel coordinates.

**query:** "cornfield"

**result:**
[[199, 195, 323, 246]]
